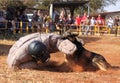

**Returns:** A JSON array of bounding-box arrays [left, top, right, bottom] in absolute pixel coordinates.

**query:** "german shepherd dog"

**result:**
[[62, 33, 111, 71]]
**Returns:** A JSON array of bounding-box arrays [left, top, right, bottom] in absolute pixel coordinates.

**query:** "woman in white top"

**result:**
[[90, 16, 96, 35], [107, 16, 114, 28]]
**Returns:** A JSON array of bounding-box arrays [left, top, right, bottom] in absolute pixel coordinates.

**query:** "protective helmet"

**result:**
[[28, 41, 50, 63]]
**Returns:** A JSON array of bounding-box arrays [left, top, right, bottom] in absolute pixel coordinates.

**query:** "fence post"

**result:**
[[20, 21, 22, 34], [32, 22, 34, 33], [13, 28, 16, 34], [118, 26, 120, 36], [94, 25, 97, 35], [13, 21, 17, 34], [108, 28, 111, 34], [26, 22, 29, 33]]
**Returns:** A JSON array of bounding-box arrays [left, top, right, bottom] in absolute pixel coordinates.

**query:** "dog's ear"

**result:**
[[76, 37, 85, 46], [63, 32, 71, 37], [63, 31, 79, 38]]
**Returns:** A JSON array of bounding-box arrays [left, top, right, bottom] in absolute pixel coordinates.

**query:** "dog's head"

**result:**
[[62, 32, 78, 42]]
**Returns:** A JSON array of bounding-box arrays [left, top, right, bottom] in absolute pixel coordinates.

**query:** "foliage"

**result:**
[[40, 0, 119, 14], [0, 0, 10, 9], [22, 0, 36, 8], [0, 0, 26, 10], [0, 0, 118, 16], [89, 0, 119, 13], [0, 0, 36, 10]]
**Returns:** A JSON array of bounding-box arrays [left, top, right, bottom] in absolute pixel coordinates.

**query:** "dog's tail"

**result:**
[[92, 54, 112, 71]]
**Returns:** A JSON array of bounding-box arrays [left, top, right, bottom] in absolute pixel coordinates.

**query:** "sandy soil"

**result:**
[[0, 35, 120, 83]]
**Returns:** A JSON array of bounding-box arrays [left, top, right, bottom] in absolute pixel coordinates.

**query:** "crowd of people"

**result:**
[[54, 11, 120, 35], [30, 10, 120, 35], [0, 10, 120, 35]]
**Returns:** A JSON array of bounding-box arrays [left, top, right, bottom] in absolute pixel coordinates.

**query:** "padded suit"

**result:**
[[7, 33, 77, 69]]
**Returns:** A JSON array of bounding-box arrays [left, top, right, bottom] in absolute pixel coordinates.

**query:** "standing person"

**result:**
[[56, 10, 66, 34], [106, 16, 114, 34], [85, 15, 90, 36], [75, 14, 81, 32], [96, 14, 105, 35], [96, 14, 104, 26], [114, 16, 120, 36], [90, 16, 96, 35], [20, 11, 28, 33], [114, 16, 120, 26], [37, 10, 43, 32], [7, 32, 77, 69], [0, 12, 6, 34], [43, 15, 50, 33], [32, 11, 39, 32], [81, 12, 87, 35], [66, 14, 75, 29], [14, 11, 21, 33], [106, 16, 114, 28], [0, 12, 6, 28]]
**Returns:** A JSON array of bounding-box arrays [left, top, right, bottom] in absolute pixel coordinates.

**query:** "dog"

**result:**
[[62, 32, 111, 71]]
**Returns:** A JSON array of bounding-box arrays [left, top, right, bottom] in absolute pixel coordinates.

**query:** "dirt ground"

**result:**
[[0, 35, 120, 83]]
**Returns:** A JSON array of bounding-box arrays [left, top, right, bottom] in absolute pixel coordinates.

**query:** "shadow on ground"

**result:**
[[35, 60, 120, 73], [0, 44, 12, 55]]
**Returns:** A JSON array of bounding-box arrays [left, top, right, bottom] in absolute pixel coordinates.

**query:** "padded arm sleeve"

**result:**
[[57, 39, 77, 55]]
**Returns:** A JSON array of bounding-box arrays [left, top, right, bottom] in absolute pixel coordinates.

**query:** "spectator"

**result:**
[[0, 12, 6, 34], [114, 16, 119, 26], [37, 10, 43, 32], [75, 14, 81, 32], [43, 15, 50, 33], [96, 14, 105, 27], [0, 13, 6, 28], [81, 12, 87, 35], [66, 14, 75, 29], [56, 11, 66, 34], [106, 16, 114, 29], [96, 14, 105, 35], [20, 11, 28, 33], [114, 16, 120, 36], [32, 11, 39, 32], [85, 15, 90, 35], [52, 10, 59, 23], [90, 16, 96, 35], [14, 11, 21, 33]]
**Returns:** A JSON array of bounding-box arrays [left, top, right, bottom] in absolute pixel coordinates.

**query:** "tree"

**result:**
[[0, 0, 10, 9], [40, 0, 119, 14], [88, 0, 119, 13], [21, 0, 36, 8]]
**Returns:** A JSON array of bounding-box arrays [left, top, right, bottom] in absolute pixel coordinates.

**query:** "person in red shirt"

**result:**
[[81, 13, 87, 35], [81, 13, 87, 24], [96, 14, 104, 26], [75, 14, 81, 26], [75, 14, 81, 32], [96, 14, 105, 34]]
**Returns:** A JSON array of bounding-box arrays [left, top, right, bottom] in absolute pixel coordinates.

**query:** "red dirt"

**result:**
[[0, 35, 120, 83]]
